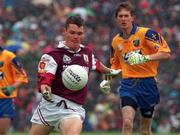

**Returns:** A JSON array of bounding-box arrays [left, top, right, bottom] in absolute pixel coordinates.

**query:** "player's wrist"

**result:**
[[143, 55, 150, 62], [109, 69, 121, 77], [42, 86, 54, 103]]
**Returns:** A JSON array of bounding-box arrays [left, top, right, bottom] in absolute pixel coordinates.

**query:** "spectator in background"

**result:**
[[0, 46, 28, 135]]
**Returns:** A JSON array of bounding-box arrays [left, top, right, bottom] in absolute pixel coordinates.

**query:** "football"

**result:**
[[62, 65, 88, 91]]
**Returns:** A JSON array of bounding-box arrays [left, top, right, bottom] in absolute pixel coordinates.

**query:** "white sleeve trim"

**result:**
[[92, 54, 96, 70]]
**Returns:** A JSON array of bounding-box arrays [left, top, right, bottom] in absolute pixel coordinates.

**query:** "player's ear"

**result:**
[[62, 28, 67, 34], [115, 18, 119, 26], [62, 28, 69, 38], [131, 15, 135, 22]]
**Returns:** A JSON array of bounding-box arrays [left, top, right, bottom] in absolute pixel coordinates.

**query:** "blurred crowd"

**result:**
[[0, 0, 179, 133]]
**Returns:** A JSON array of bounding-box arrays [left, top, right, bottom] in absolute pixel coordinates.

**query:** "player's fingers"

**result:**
[[42, 90, 54, 103], [105, 74, 112, 81]]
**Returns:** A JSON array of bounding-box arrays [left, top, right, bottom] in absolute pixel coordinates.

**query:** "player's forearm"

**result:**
[[99, 62, 111, 73], [148, 52, 171, 61], [41, 84, 51, 93], [12, 81, 22, 88], [95, 59, 111, 73]]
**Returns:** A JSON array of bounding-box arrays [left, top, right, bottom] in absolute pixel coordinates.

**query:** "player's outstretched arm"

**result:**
[[96, 59, 121, 76], [95, 58, 121, 94], [127, 51, 171, 65]]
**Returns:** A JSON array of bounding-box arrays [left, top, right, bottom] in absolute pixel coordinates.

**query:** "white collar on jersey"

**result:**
[[57, 41, 84, 53]]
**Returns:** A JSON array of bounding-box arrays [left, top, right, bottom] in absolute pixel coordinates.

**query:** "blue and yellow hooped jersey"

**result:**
[[111, 24, 171, 79]]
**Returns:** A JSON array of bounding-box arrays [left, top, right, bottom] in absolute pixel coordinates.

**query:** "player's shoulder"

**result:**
[[3, 49, 16, 59], [82, 45, 91, 50], [80, 45, 93, 54], [41, 48, 63, 63], [137, 26, 149, 33], [50, 46, 70, 54], [112, 33, 121, 43], [3, 49, 15, 55], [139, 27, 160, 43], [113, 33, 121, 39]]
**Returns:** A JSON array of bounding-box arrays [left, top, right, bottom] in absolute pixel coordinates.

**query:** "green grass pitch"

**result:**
[[8, 132, 180, 135]]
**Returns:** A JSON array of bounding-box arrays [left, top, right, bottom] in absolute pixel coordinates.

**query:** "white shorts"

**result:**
[[31, 94, 85, 130]]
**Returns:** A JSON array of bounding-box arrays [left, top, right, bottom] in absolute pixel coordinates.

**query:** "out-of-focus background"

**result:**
[[0, 0, 179, 134]]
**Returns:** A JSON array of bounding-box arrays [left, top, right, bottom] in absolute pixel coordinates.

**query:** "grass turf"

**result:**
[[8, 132, 180, 135]]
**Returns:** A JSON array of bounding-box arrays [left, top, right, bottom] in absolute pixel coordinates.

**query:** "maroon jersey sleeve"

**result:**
[[38, 53, 58, 89]]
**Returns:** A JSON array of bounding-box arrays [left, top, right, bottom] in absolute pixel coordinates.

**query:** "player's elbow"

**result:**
[[160, 52, 171, 60], [164, 53, 171, 59]]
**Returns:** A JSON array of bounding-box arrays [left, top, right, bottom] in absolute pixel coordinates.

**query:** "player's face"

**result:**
[[116, 8, 134, 30], [64, 24, 84, 51]]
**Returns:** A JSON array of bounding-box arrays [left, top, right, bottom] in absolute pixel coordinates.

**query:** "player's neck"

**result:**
[[65, 41, 80, 52], [122, 25, 133, 39]]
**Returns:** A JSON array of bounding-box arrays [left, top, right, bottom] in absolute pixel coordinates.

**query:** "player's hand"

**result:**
[[110, 69, 121, 77], [42, 86, 54, 103], [105, 69, 121, 81], [2, 86, 16, 96], [99, 69, 121, 94], [100, 80, 111, 94], [127, 51, 150, 65]]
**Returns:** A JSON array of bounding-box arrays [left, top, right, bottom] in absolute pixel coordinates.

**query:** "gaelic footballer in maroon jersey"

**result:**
[[38, 41, 103, 104], [30, 15, 121, 135]]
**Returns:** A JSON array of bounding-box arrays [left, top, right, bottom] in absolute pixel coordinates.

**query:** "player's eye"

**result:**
[[124, 15, 129, 17], [77, 32, 83, 36], [118, 15, 129, 18], [69, 31, 76, 35], [69, 31, 83, 36]]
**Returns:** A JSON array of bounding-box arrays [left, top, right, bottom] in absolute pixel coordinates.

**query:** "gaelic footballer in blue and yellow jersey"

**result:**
[[110, 25, 171, 79], [0, 48, 28, 98]]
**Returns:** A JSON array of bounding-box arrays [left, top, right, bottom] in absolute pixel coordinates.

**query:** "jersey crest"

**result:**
[[39, 61, 46, 70], [83, 54, 89, 64], [133, 38, 140, 47], [63, 55, 71, 64]]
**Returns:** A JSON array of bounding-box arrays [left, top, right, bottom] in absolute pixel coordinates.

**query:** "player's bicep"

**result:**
[[145, 29, 162, 53], [158, 35, 171, 53], [11, 57, 28, 83], [38, 54, 57, 86], [91, 54, 107, 73], [92, 54, 101, 71], [38, 54, 58, 75], [145, 29, 169, 52], [145, 29, 160, 43]]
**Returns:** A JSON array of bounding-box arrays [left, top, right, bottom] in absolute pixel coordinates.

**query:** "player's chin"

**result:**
[[120, 24, 128, 29], [68, 41, 79, 47]]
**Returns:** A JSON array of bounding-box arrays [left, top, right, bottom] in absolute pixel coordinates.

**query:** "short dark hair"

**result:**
[[115, 1, 135, 17], [65, 15, 84, 29]]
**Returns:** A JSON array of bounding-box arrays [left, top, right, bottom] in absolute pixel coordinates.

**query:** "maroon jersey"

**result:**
[[38, 41, 101, 104]]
